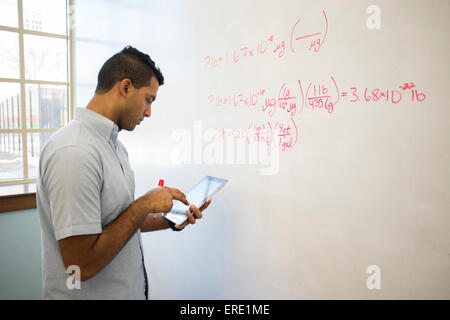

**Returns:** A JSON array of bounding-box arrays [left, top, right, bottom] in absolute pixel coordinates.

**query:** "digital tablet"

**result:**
[[163, 176, 228, 225]]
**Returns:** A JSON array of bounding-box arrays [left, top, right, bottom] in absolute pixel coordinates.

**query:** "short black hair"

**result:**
[[95, 46, 164, 94]]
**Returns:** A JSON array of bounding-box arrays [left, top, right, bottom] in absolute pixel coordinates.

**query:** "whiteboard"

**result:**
[[75, 0, 450, 299]]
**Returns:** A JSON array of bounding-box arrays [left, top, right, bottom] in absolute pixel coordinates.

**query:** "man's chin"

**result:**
[[118, 124, 135, 132]]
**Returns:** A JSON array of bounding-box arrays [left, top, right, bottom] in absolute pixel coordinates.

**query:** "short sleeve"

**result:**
[[43, 145, 103, 240]]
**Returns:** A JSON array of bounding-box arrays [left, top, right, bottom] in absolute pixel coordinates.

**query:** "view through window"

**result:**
[[0, 0, 73, 185]]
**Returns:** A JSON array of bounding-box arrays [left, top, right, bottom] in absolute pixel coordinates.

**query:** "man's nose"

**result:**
[[144, 105, 151, 117]]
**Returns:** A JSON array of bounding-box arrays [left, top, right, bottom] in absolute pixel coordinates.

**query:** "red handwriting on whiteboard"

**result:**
[[210, 78, 426, 115], [249, 118, 299, 151], [290, 10, 328, 54], [214, 118, 299, 152], [300, 77, 338, 114], [297, 77, 427, 113], [204, 34, 282, 69], [399, 82, 426, 102], [208, 89, 265, 108], [204, 10, 328, 69], [262, 83, 297, 118], [209, 83, 297, 118], [209, 79, 426, 152]]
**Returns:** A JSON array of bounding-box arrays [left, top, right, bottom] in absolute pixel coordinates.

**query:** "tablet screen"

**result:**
[[164, 176, 228, 225]]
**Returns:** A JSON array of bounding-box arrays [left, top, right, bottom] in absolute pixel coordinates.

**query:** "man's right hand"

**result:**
[[138, 186, 189, 214]]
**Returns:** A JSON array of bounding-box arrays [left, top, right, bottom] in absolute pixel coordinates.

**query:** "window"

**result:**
[[0, 0, 74, 185]]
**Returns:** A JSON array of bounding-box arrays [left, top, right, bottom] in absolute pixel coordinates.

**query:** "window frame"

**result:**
[[0, 0, 74, 210]]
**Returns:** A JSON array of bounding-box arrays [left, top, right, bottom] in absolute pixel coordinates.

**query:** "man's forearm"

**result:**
[[60, 187, 189, 281], [81, 199, 150, 280]]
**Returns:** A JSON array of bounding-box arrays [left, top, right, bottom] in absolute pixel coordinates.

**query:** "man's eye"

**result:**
[[146, 99, 151, 104]]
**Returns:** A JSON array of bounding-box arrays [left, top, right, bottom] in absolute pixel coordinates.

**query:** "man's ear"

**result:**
[[119, 78, 132, 97]]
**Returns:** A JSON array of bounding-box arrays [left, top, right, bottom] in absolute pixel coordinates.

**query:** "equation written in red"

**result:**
[[214, 118, 299, 152], [300, 79, 427, 113], [209, 79, 427, 116], [204, 10, 328, 69], [208, 82, 299, 119]]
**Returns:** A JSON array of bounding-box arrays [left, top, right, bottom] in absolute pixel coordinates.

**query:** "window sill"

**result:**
[[0, 182, 37, 213]]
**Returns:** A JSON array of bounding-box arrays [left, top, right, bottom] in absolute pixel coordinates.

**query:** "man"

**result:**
[[37, 46, 211, 299]]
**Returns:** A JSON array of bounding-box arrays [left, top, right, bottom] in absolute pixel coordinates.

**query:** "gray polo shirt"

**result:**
[[37, 107, 147, 299]]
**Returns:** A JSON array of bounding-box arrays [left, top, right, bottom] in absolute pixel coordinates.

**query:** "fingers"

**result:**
[[199, 198, 212, 211], [160, 186, 212, 229], [190, 204, 204, 219], [175, 220, 189, 230], [183, 204, 200, 225], [185, 208, 196, 224], [165, 187, 189, 206]]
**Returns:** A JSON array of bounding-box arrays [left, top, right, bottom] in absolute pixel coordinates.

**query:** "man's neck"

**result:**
[[86, 94, 119, 125]]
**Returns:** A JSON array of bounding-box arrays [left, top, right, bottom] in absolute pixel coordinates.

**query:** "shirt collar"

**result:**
[[75, 107, 119, 143]]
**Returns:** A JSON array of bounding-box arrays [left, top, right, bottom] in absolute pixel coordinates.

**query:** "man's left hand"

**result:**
[[175, 198, 212, 230]]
